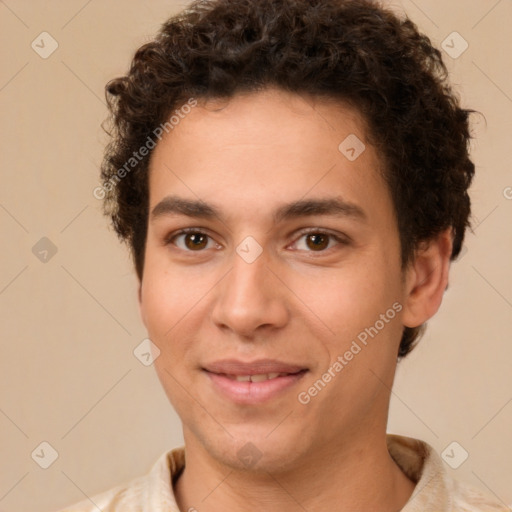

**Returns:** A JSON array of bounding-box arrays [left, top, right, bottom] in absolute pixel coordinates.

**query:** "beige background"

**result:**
[[0, 1, 511, 510]]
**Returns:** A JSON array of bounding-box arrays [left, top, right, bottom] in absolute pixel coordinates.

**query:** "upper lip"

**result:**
[[203, 359, 307, 376]]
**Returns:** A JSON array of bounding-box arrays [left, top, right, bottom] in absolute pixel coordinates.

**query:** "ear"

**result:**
[[401, 228, 453, 328]]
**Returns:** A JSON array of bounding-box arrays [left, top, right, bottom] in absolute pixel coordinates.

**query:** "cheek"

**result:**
[[139, 256, 216, 369], [287, 260, 403, 386], [140, 271, 196, 402], [140, 248, 201, 335], [301, 271, 402, 413], [289, 264, 393, 336], [141, 276, 179, 339]]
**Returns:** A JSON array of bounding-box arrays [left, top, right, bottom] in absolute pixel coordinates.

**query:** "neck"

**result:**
[[174, 433, 416, 512]]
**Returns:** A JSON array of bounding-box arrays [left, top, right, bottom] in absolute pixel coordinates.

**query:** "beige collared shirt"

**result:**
[[58, 434, 508, 511]]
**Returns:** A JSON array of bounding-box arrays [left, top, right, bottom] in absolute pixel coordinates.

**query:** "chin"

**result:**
[[198, 428, 309, 475]]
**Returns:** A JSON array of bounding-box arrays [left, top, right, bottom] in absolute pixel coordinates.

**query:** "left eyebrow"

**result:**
[[272, 197, 367, 224]]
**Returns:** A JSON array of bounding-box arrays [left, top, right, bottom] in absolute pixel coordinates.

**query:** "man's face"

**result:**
[[140, 88, 409, 471]]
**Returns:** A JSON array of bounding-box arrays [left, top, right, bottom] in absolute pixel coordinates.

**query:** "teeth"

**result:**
[[233, 372, 285, 382], [250, 373, 270, 383]]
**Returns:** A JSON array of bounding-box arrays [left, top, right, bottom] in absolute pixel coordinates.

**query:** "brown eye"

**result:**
[[292, 230, 347, 253], [184, 232, 208, 250], [305, 233, 329, 251], [169, 230, 217, 251]]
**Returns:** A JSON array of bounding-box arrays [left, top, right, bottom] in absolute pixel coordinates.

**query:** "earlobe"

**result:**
[[401, 228, 453, 328]]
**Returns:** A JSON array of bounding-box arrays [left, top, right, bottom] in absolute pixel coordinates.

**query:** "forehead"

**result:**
[[147, 88, 393, 226], [152, 88, 371, 160]]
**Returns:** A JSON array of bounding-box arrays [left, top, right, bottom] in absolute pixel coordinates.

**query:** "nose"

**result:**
[[210, 249, 289, 338]]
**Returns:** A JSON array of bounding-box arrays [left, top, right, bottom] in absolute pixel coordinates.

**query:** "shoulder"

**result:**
[[387, 434, 509, 512], [447, 478, 510, 512], [55, 447, 186, 512], [55, 473, 148, 512]]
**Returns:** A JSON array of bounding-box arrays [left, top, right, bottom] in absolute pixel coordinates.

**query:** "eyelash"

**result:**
[[164, 227, 349, 254]]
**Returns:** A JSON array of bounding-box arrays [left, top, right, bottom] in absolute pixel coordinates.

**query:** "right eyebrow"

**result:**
[[150, 196, 221, 221]]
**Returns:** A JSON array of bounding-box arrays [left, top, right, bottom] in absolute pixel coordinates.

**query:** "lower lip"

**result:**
[[205, 370, 308, 405]]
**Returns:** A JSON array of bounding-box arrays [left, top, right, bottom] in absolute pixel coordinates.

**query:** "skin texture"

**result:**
[[138, 87, 452, 511]]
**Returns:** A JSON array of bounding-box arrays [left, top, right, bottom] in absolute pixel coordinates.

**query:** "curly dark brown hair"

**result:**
[[100, 0, 475, 359]]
